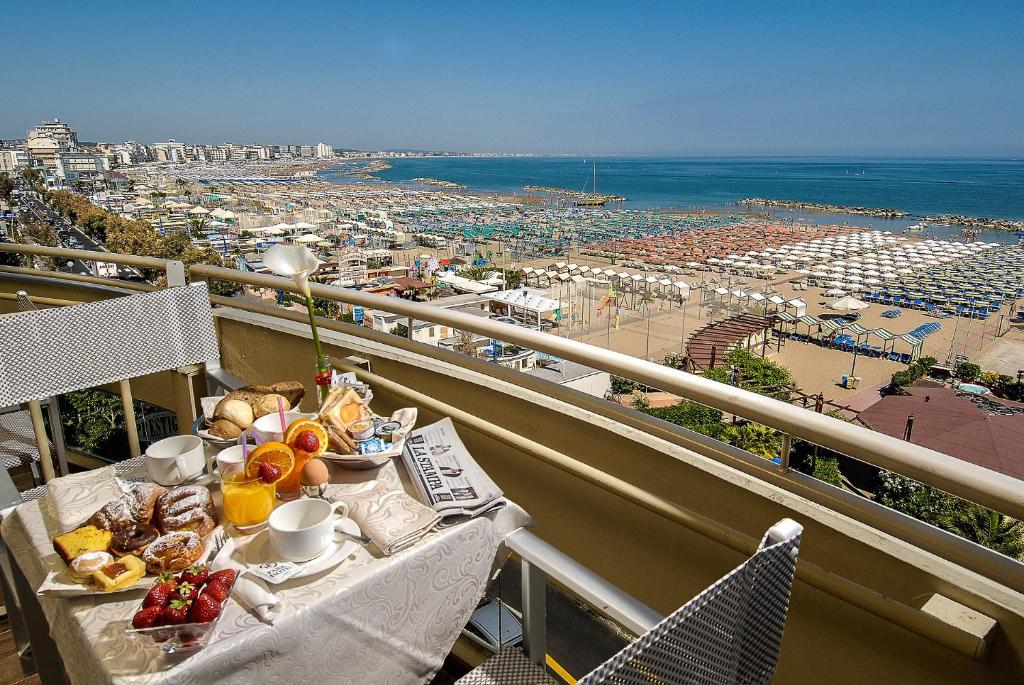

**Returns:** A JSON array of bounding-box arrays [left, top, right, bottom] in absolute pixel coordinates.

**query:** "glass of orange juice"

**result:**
[[275, 450, 311, 500], [222, 463, 276, 529]]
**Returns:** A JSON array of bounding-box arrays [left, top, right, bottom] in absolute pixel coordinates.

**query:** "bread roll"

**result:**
[[250, 393, 289, 418], [213, 399, 254, 429], [224, 381, 305, 410], [210, 419, 243, 439]]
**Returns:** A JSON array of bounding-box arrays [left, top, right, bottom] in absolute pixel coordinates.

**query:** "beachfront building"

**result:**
[[299, 144, 314, 157], [27, 118, 78, 149], [25, 135, 65, 170], [55, 151, 105, 183], [0, 148, 33, 171], [316, 142, 334, 158]]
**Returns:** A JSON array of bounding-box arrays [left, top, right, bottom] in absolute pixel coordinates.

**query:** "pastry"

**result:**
[[92, 554, 146, 592], [86, 483, 166, 532], [209, 419, 243, 440], [110, 523, 159, 557], [160, 510, 216, 538], [156, 486, 215, 521], [53, 525, 113, 564], [129, 482, 167, 523], [69, 551, 113, 582], [142, 532, 204, 574], [325, 424, 356, 455], [319, 387, 368, 432], [155, 486, 217, 537]]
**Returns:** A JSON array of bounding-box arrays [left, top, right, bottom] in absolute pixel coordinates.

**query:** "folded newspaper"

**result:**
[[402, 417, 507, 525]]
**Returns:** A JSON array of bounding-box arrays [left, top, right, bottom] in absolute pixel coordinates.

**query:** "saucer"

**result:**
[[241, 517, 362, 582]]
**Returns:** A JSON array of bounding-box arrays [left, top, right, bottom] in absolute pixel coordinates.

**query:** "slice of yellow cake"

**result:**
[[53, 525, 113, 564], [92, 554, 146, 592]]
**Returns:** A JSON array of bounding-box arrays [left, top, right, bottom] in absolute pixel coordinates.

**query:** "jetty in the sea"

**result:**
[[412, 177, 466, 189], [742, 198, 1024, 232], [523, 185, 626, 206]]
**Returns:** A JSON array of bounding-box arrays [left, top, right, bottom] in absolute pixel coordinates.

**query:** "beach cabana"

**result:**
[[829, 295, 869, 311]]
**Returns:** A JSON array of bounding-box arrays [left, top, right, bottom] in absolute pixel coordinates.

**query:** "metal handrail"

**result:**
[[1, 245, 1021, 518], [0, 243, 173, 269], [189, 262, 1024, 522]]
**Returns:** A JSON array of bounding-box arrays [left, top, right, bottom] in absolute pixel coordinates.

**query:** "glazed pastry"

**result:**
[[224, 381, 305, 410], [110, 523, 159, 557], [129, 482, 167, 522], [155, 486, 216, 534], [142, 532, 204, 574], [92, 554, 146, 592], [86, 493, 142, 531], [53, 525, 113, 565], [159, 510, 216, 539], [69, 551, 113, 582]]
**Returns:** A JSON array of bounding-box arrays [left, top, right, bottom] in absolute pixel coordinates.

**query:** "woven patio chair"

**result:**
[[458, 519, 802, 685]]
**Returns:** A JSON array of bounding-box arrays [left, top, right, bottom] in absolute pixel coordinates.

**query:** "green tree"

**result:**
[[60, 390, 127, 454], [730, 422, 784, 460], [0, 172, 14, 201], [187, 216, 209, 240], [390, 323, 409, 337], [942, 505, 1024, 559], [958, 361, 981, 381]]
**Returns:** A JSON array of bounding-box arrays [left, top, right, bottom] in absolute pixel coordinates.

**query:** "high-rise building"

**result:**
[[27, 118, 78, 149], [316, 142, 334, 158], [299, 145, 314, 157], [26, 136, 65, 170]]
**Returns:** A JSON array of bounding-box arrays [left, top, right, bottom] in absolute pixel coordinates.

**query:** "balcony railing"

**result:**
[[2, 243, 1021, 666]]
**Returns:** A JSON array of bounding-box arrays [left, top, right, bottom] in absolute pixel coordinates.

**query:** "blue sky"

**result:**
[[2, 1, 1021, 155]]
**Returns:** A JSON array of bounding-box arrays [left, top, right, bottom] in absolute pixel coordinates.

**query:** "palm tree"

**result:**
[[186, 216, 209, 240], [943, 505, 1024, 559]]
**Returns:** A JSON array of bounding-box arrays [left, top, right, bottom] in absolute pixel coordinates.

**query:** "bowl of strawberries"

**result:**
[[126, 564, 237, 653]]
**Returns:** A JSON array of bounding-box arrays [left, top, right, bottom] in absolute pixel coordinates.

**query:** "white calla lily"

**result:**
[[262, 243, 329, 398], [263, 243, 321, 296]]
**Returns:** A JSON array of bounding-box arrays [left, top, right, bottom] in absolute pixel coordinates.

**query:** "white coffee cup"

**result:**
[[146, 435, 206, 486], [269, 498, 350, 562], [213, 444, 248, 478], [252, 411, 318, 443]]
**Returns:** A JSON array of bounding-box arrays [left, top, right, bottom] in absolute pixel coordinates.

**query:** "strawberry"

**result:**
[[294, 430, 320, 454], [207, 569, 237, 586], [132, 606, 164, 629], [201, 579, 230, 602], [180, 564, 209, 586], [162, 599, 191, 625], [171, 581, 198, 603], [189, 594, 222, 623], [258, 462, 282, 484], [142, 573, 176, 609]]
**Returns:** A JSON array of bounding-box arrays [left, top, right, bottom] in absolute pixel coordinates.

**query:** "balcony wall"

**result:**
[[3, 273, 1023, 684]]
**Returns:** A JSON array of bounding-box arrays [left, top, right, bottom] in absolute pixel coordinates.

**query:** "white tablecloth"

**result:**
[[1, 460, 530, 685]]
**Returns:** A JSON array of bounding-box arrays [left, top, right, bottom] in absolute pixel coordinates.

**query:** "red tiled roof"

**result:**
[[859, 387, 1024, 481]]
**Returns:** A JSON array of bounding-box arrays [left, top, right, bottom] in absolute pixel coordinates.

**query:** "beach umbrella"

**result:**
[[826, 288, 847, 296]]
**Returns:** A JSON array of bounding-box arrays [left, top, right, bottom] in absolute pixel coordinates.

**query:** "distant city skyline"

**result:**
[[2, 2, 1021, 156]]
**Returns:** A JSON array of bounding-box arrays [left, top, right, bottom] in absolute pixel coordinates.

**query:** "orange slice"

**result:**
[[244, 441, 295, 483], [283, 418, 328, 457]]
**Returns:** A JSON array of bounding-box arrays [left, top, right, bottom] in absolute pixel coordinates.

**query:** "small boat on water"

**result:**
[[905, 222, 927, 233]]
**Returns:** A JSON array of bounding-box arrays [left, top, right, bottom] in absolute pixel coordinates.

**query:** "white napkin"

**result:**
[[209, 542, 283, 625], [330, 480, 440, 556], [46, 465, 125, 532]]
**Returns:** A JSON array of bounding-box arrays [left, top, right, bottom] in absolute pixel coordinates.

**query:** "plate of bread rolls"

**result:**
[[195, 381, 306, 443], [42, 483, 222, 597]]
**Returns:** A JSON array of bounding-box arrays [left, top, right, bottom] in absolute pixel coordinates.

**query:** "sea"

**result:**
[[319, 156, 1024, 244]]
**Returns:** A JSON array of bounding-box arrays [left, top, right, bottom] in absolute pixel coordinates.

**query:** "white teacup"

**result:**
[[252, 411, 318, 442], [146, 435, 206, 486], [213, 444, 248, 478], [269, 498, 350, 562]]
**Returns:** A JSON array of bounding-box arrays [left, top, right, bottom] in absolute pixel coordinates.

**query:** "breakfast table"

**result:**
[[1, 456, 531, 685]]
